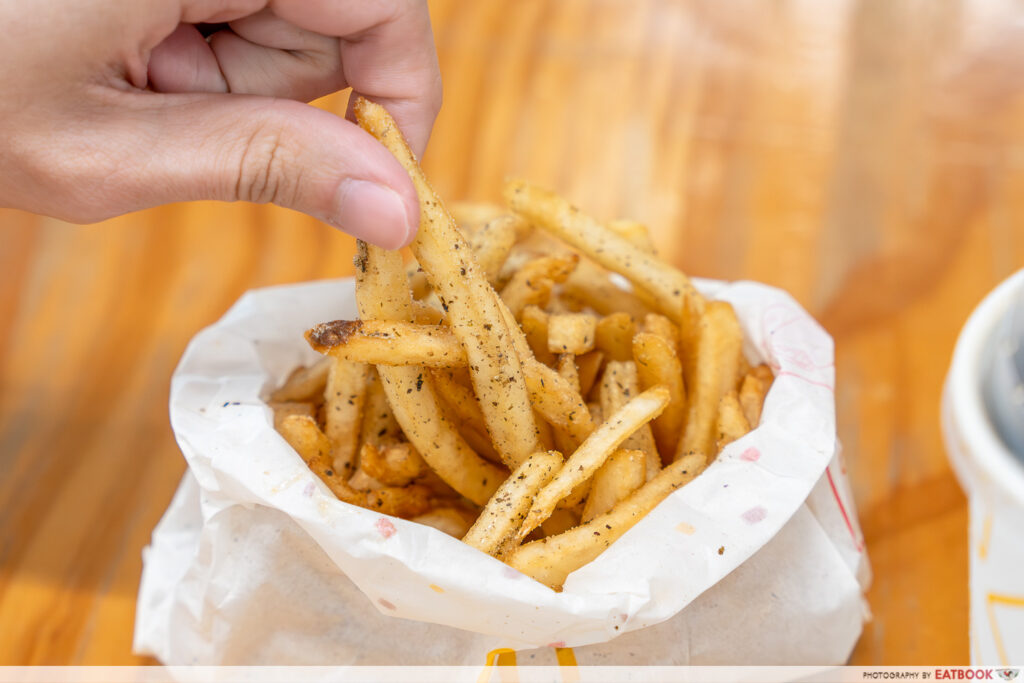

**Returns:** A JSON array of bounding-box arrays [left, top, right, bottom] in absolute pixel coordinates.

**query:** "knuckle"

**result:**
[[234, 122, 297, 206]]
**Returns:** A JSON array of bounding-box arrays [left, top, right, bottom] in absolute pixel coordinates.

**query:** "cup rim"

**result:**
[[945, 268, 1024, 505]]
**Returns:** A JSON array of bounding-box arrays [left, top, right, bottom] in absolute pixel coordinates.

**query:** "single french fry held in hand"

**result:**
[[505, 180, 704, 326], [270, 355, 331, 402], [353, 241, 506, 506], [356, 97, 541, 468], [307, 320, 465, 368], [547, 313, 596, 355], [633, 332, 687, 465], [518, 385, 671, 542], [599, 361, 661, 480], [739, 364, 774, 427], [462, 451, 563, 558], [677, 301, 744, 460], [324, 358, 368, 475], [580, 448, 646, 523], [595, 312, 636, 362], [510, 452, 707, 590], [715, 391, 750, 453]]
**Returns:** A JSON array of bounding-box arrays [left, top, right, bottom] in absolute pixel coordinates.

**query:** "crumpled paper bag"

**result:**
[[134, 278, 871, 664]]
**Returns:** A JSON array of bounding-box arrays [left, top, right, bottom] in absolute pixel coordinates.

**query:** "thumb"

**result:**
[[106, 93, 420, 249]]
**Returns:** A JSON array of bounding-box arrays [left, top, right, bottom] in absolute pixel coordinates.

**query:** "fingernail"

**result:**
[[332, 179, 414, 249]]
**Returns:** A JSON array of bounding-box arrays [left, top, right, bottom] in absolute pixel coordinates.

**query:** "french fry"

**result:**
[[356, 97, 541, 468], [467, 214, 523, 285], [606, 219, 656, 254], [576, 350, 604, 398], [463, 451, 563, 558], [450, 201, 506, 229], [324, 358, 368, 476], [307, 320, 465, 368], [739, 364, 774, 427], [505, 180, 704, 326], [363, 484, 433, 518], [268, 401, 316, 431], [270, 356, 331, 402], [599, 361, 661, 480], [540, 508, 580, 537], [580, 448, 646, 522], [556, 354, 581, 394], [677, 301, 744, 460], [643, 313, 680, 354], [715, 391, 750, 453], [499, 254, 578, 318], [633, 332, 686, 465], [412, 508, 477, 538], [348, 468, 383, 491], [352, 241, 506, 506], [359, 367, 402, 446], [521, 305, 556, 365], [561, 258, 654, 320], [430, 368, 490, 436], [509, 452, 707, 590], [517, 385, 670, 542], [547, 313, 596, 355], [278, 414, 362, 504], [595, 313, 636, 362], [359, 441, 426, 487]]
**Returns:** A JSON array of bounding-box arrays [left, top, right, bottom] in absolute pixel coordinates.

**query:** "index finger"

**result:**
[[270, 0, 441, 156]]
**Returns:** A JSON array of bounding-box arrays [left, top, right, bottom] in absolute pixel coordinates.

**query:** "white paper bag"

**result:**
[[134, 278, 871, 664]]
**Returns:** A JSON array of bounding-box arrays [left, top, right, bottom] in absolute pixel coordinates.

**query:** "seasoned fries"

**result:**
[[267, 99, 775, 590]]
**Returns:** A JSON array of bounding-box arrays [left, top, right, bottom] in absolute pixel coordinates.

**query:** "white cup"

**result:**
[[942, 268, 1024, 666]]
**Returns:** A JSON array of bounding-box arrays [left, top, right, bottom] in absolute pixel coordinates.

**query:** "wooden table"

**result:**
[[2, 0, 1022, 665]]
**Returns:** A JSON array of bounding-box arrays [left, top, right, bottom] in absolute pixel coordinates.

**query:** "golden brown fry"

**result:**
[[269, 401, 316, 431], [270, 356, 331, 402], [411, 299, 445, 325], [307, 320, 465, 368], [643, 313, 680, 354], [540, 508, 580, 537], [509, 452, 707, 590], [359, 441, 426, 487], [353, 241, 506, 506], [521, 305, 556, 365], [581, 449, 646, 523], [576, 350, 604, 399], [556, 353, 581, 394], [633, 332, 686, 466], [505, 180, 703, 326], [606, 219, 656, 254], [599, 361, 661, 481], [429, 368, 489, 435], [364, 485, 433, 518], [348, 468, 382, 491], [357, 97, 541, 468], [561, 258, 655, 320], [412, 507, 477, 538], [677, 301, 744, 460], [278, 414, 361, 503], [463, 451, 563, 558], [467, 214, 524, 285], [449, 201, 506, 229], [517, 385, 671, 541], [359, 367, 402, 446], [547, 313, 596, 355], [715, 391, 750, 453], [499, 254, 578, 319], [324, 358, 368, 476], [595, 313, 636, 362], [739, 364, 774, 427]]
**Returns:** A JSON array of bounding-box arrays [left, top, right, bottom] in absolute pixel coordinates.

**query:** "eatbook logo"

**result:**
[[997, 670, 1019, 682]]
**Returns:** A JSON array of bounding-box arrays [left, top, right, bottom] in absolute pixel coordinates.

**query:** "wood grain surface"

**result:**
[[2, 0, 1024, 665]]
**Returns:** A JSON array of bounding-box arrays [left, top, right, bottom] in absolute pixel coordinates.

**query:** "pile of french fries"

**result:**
[[268, 98, 773, 591]]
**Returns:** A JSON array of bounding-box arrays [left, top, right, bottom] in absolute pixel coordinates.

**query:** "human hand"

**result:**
[[0, 0, 441, 248]]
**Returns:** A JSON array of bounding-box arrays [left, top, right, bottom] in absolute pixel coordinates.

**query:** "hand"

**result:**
[[0, 0, 442, 249]]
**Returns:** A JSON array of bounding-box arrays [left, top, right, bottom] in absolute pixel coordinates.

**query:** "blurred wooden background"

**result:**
[[2, 0, 1024, 665]]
